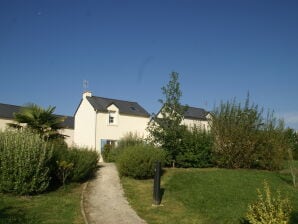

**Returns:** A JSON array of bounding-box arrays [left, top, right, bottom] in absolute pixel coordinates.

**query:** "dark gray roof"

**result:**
[[0, 103, 74, 129], [86, 96, 150, 117], [0, 103, 21, 119], [57, 115, 75, 129], [184, 106, 209, 120]]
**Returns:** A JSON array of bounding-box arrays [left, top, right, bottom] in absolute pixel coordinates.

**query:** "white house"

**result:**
[[154, 106, 210, 131], [0, 93, 210, 152], [182, 106, 210, 130], [74, 91, 150, 152], [0, 102, 74, 146]]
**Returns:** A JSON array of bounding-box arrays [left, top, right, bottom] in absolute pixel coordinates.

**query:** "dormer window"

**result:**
[[108, 111, 117, 125]]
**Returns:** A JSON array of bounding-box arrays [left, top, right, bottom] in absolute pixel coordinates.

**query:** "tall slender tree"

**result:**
[[147, 72, 187, 166]]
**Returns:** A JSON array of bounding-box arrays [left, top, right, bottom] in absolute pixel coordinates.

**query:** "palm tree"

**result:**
[[8, 103, 66, 140]]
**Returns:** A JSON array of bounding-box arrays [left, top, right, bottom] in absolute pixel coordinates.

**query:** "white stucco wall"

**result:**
[[182, 118, 209, 131], [155, 110, 210, 131], [96, 109, 149, 151], [0, 117, 74, 146], [0, 118, 11, 131], [74, 96, 96, 149], [59, 128, 74, 147]]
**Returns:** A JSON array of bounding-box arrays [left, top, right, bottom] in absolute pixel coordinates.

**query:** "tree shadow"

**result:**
[[277, 171, 295, 186], [0, 206, 38, 224], [160, 188, 165, 204], [239, 217, 249, 224], [290, 210, 298, 224]]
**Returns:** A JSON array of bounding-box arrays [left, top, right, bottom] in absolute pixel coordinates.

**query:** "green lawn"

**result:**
[[122, 166, 298, 224], [0, 184, 84, 224]]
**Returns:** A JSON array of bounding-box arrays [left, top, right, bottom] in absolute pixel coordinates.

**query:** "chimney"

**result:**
[[83, 91, 92, 99]]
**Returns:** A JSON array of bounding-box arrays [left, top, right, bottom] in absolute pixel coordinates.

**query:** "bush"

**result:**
[[176, 127, 213, 168], [0, 130, 52, 195], [51, 146, 99, 185], [254, 126, 288, 170], [246, 181, 292, 224], [211, 96, 289, 170], [103, 132, 145, 162], [68, 147, 99, 182], [117, 132, 145, 149], [117, 144, 167, 179]]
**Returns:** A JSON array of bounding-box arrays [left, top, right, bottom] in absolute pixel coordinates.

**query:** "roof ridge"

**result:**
[[0, 102, 22, 108], [91, 95, 138, 104]]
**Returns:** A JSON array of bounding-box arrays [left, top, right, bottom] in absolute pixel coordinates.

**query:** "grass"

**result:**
[[0, 183, 84, 224], [121, 165, 298, 224]]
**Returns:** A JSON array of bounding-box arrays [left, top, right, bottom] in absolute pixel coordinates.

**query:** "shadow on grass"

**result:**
[[239, 218, 249, 224], [160, 188, 165, 203], [0, 207, 38, 224], [290, 210, 298, 224], [277, 171, 294, 186]]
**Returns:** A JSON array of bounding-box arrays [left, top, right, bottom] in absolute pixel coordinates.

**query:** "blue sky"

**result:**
[[0, 0, 298, 129]]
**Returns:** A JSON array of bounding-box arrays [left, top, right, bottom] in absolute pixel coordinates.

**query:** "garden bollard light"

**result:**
[[153, 161, 161, 205]]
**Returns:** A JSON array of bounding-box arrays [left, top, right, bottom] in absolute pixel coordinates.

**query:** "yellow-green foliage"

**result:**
[[0, 129, 52, 195], [246, 181, 292, 224]]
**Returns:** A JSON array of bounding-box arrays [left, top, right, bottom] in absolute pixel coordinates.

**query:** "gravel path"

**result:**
[[82, 163, 147, 224]]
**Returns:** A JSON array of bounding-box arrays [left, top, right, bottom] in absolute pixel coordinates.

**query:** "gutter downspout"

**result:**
[[94, 109, 97, 151]]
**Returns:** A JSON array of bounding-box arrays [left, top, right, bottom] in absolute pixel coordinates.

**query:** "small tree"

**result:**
[[8, 103, 66, 141], [147, 72, 187, 167], [210, 95, 289, 170], [246, 181, 292, 224], [210, 96, 263, 168]]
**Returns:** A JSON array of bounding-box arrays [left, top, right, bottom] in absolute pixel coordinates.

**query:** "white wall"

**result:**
[[59, 128, 74, 147], [74, 97, 96, 149], [0, 118, 11, 131], [0, 117, 75, 146], [156, 110, 210, 131], [182, 118, 209, 131], [96, 110, 149, 151]]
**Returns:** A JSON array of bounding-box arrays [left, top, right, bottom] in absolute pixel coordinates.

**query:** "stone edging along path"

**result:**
[[81, 163, 147, 224]]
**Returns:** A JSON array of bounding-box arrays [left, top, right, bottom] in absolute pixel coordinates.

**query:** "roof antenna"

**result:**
[[83, 80, 89, 92]]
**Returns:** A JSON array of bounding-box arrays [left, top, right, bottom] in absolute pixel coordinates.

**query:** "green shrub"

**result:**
[[102, 144, 114, 162], [103, 147, 123, 162], [254, 127, 288, 170], [51, 146, 99, 184], [69, 147, 99, 182], [117, 132, 145, 149], [176, 127, 213, 168], [246, 181, 292, 224], [0, 130, 52, 195], [211, 96, 289, 170], [56, 160, 74, 186], [117, 145, 167, 179], [103, 132, 145, 162]]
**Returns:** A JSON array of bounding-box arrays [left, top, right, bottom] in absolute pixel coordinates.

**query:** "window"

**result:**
[[101, 139, 117, 152], [109, 115, 114, 124], [130, 106, 136, 111], [108, 111, 117, 125], [106, 140, 116, 147]]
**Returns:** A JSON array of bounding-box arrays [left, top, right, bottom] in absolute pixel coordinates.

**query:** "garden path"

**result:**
[[82, 162, 147, 224]]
